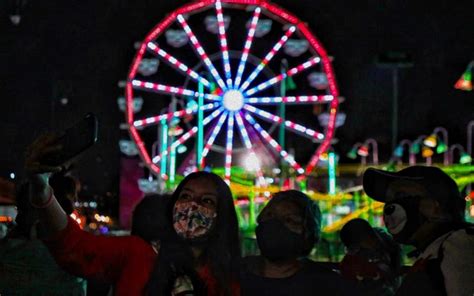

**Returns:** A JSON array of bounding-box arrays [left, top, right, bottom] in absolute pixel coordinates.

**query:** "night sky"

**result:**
[[1, 0, 472, 197]]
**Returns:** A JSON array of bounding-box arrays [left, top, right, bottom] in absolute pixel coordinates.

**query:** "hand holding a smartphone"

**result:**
[[39, 113, 98, 167], [25, 133, 64, 175], [25, 113, 98, 205], [25, 133, 64, 205]]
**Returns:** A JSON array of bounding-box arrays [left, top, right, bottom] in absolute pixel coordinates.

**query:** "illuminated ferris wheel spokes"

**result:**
[[152, 107, 225, 166], [243, 105, 324, 141], [244, 56, 322, 96], [243, 112, 305, 175], [146, 42, 212, 89], [201, 112, 228, 168], [239, 25, 297, 91], [224, 113, 235, 182], [133, 103, 219, 128], [131, 80, 220, 101], [177, 14, 228, 91], [234, 6, 261, 88], [245, 95, 335, 105], [215, 0, 233, 88]]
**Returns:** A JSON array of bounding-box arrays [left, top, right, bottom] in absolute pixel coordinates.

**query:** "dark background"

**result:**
[[1, 0, 472, 198]]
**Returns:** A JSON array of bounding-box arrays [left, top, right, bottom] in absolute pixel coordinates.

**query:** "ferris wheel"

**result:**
[[126, 0, 341, 183]]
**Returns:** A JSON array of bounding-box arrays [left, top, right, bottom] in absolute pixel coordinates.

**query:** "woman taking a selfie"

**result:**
[[26, 135, 241, 295]]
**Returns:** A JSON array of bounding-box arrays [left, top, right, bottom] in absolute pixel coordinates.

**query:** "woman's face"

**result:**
[[176, 178, 218, 212], [173, 177, 219, 239]]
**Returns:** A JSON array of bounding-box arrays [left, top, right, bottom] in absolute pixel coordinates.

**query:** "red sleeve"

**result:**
[[43, 217, 154, 284], [340, 254, 380, 280], [198, 265, 241, 296]]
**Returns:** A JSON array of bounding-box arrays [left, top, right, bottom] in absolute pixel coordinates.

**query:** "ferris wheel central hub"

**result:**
[[222, 89, 245, 111]]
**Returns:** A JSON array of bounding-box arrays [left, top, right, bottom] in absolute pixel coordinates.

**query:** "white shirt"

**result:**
[[416, 228, 474, 296]]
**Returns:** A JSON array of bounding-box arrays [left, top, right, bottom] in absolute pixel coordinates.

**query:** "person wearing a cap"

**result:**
[[340, 218, 402, 296], [363, 165, 474, 296], [241, 190, 356, 296]]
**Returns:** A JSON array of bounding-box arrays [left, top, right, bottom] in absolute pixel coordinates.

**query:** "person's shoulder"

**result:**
[[441, 227, 474, 259], [300, 259, 345, 282], [302, 259, 340, 274], [450, 226, 474, 239], [438, 226, 474, 296], [443, 227, 474, 249]]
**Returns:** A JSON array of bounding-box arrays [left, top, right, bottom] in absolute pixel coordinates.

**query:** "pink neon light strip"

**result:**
[[152, 108, 224, 164], [245, 56, 321, 96], [127, 80, 161, 174], [201, 112, 228, 168], [246, 95, 333, 105], [234, 7, 261, 88], [234, 112, 265, 184], [243, 112, 304, 174], [131, 80, 220, 101], [306, 107, 338, 173], [260, 1, 299, 25], [147, 42, 211, 88], [130, 126, 151, 164], [243, 105, 324, 140], [177, 14, 227, 91], [133, 103, 218, 128], [224, 112, 235, 183], [215, 1, 232, 87], [240, 26, 296, 91]]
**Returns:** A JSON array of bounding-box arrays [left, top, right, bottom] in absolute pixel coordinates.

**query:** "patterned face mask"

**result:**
[[173, 201, 217, 239]]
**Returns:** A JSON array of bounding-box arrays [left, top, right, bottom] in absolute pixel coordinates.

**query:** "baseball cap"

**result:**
[[363, 166, 465, 220]]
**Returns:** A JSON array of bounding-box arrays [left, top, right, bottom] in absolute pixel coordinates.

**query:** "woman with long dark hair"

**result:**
[[148, 172, 241, 295], [24, 135, 240, 295]]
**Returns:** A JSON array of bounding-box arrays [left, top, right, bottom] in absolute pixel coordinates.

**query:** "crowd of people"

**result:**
[[0, 135, 473, 295]]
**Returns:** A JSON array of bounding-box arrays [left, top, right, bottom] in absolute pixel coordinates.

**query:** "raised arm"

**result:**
[[24, 134, 156, 286], [25, 134, 69, 236]]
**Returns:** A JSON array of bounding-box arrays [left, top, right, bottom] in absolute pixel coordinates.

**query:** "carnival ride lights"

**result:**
[[126, 0, 341, 183], [449, 144, 472, 165], [422, 146, 434, 158], [393, 135, 451, 166], [454, 61, 473, 91], [328, 151, 337, 194], [346, 139, 379, 165], [401, 135, 433, 165], [393, 139, 412, 164], [346, 143, 361, 160], [424, 127, 449, 165]]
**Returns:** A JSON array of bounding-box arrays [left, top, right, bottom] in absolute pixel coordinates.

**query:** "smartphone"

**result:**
[[41, 113, 98, 166]]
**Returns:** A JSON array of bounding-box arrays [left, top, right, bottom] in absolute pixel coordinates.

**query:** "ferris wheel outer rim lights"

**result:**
[[126, 0, 340, 179]]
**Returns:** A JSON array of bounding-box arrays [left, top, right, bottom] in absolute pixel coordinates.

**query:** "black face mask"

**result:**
[[256, 219, 305, 262]]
